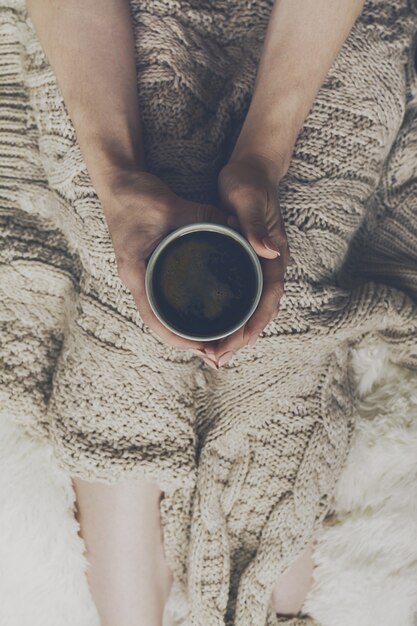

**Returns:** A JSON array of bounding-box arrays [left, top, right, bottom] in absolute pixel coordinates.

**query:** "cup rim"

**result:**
[[144, 222, 263, 341]]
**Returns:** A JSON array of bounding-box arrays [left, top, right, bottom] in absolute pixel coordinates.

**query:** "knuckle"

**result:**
[[138, 308, 152, 326], [116, 260, 130, 284], [275, 233, 289, 250], [251, 216, 268, 230], [282, 241, 290, 257], [271, 300, 281, 316], [272, 279, 285, 297], [270, 308, 279, 324], [117, 270, 136, 293], [279, 240, 290, 264], [117, 257, 141, 287], [259, 313, 273, 330]]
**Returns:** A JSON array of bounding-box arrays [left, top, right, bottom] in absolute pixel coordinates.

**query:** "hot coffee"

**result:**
[[150, 229, 259, 340]]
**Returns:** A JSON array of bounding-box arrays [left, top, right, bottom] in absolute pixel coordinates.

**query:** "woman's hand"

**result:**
[[99, 169, 230, 353], [202, 154, 290, 365]]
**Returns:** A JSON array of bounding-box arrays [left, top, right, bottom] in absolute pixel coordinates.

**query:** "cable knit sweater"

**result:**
[[1, 1, 417, 625]]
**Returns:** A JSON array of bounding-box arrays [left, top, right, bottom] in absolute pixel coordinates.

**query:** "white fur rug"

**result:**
[[1, 339, 417, 626]]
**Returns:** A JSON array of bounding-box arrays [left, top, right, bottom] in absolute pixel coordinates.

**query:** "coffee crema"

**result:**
[[151, 230, 258, 339]]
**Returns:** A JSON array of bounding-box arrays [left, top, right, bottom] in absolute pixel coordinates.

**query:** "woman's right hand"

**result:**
[[99, 169, 231, 353]]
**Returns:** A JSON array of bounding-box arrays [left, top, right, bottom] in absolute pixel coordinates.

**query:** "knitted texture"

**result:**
[[1, 1, 417, 626]]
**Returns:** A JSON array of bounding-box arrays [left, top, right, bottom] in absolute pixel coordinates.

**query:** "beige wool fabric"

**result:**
[[1, 1, 417, 625]]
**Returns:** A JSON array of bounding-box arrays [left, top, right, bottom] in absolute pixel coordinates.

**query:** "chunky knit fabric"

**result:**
[[1, 1, 417, 625]]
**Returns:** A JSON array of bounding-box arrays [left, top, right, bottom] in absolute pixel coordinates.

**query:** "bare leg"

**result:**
[[73, 476, 173, 626], [270, 540, 316, 617]]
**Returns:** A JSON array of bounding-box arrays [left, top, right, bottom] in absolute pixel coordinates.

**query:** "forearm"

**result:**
[[25, 0, 145, 199], [231, 0, 366, 181]]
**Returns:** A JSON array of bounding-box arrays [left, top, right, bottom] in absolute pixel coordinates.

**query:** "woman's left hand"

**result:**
[[201, 153, 290, 367]]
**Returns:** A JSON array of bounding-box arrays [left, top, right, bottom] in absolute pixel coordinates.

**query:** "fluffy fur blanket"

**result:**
[[1, 340, 417, 626]]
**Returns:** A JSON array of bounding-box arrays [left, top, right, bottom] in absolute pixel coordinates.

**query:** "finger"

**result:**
[[188, 349, 221, 370], [199, 339, 221, 357], [201, 355, 220, 370], [242, 254, 286, 343], [180, 200, 232, 229], [201, 324, 247, 362], [118, 260, 208, 352]]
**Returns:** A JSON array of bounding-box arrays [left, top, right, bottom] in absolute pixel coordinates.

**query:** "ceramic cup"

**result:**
[[145, 222, 263, 342]]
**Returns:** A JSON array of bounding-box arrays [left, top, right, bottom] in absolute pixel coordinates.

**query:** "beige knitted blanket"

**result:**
[[1, 1, 417, 625]]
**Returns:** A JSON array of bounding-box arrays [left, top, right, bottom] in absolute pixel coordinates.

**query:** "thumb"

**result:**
[[227, 191, 281, 259]]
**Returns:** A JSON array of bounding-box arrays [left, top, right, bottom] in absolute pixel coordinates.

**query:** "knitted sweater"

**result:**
[[1, 1, 417, 625]]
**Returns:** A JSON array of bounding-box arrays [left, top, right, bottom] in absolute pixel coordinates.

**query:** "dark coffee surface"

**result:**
[[151, 230, 258, 338]]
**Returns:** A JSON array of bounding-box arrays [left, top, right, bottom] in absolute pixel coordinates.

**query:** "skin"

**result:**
[[25, 0, 365, 622]]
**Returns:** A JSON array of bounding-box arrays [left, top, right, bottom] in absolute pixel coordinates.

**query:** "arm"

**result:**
[[230, 0, 366, 182], [25, 0, 145, 209], [212, 0, 366, 359], [25, 0, 231, 353]]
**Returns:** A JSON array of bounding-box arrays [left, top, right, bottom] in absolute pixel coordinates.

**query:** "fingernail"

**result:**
[[247, 334, 259, 347], [218, 351, 235, 367], [262, 238, 281, 256], [202, 357, 219, 370]]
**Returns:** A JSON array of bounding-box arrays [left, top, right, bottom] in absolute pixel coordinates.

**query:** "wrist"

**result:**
[[222, 152, 286, 190], [72, 110, 147, 200], [230, 94, 301, 183], [231, 27, 316, 184], [85, 155, 148, 230], [85, 147, 146, 200], [93, 167, 177, 234], [228, 143, 291, 185]]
